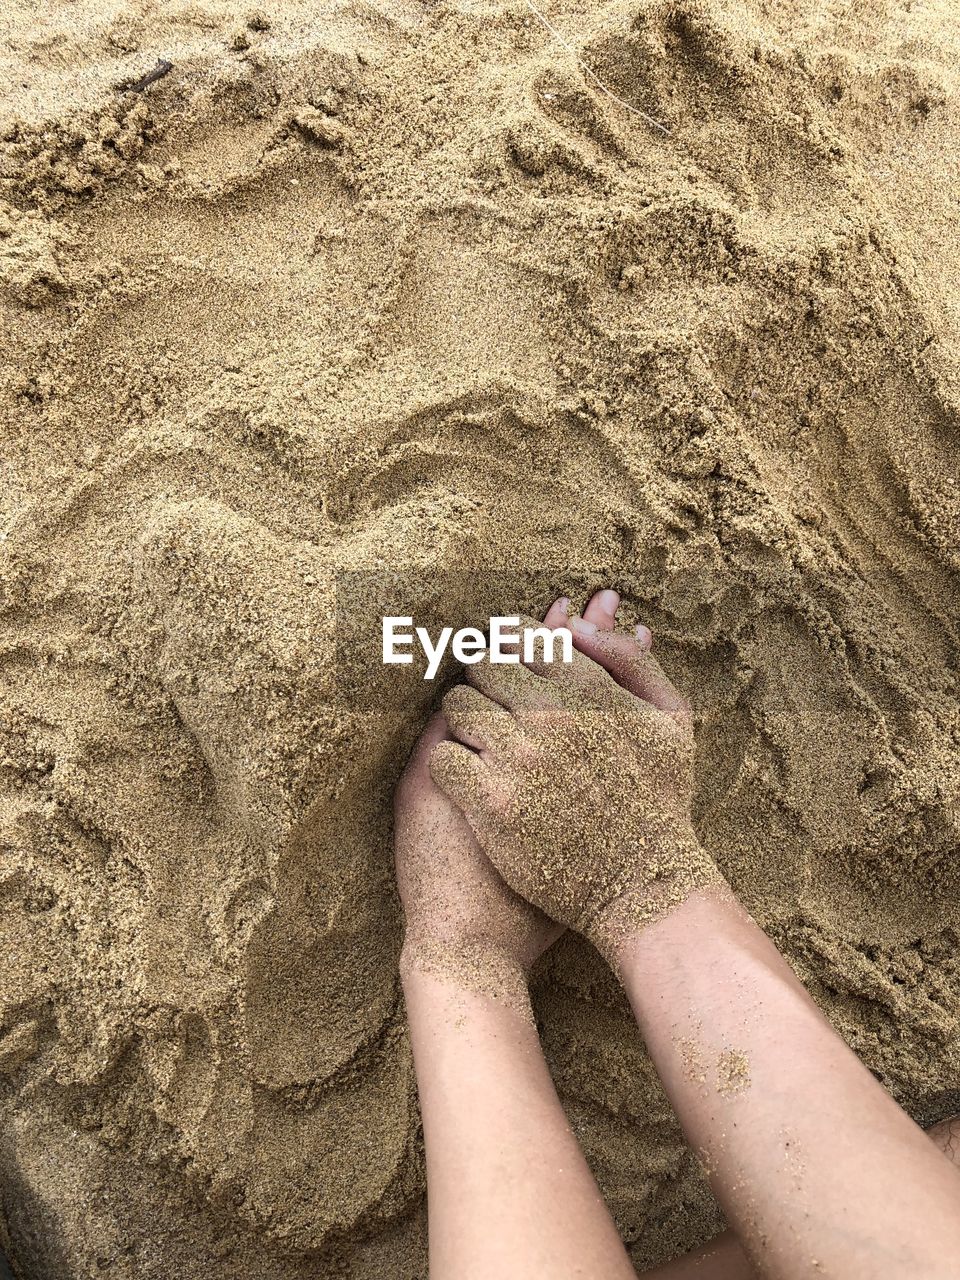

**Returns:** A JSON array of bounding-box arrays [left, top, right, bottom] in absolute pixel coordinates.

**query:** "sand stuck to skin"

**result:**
[[2, 0, 960, 1275]]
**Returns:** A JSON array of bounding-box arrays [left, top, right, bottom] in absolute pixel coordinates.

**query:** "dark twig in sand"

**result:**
[[121, 59, 174, 93]]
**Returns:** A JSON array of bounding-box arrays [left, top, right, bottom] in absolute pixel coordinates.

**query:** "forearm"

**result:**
[[644, 1116, 960, 1280], [402, 953, 635, 1280], [617, 891, 960, 1280]]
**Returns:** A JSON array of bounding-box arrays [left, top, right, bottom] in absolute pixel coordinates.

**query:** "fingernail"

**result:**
[[556, 596, 570, 614], [635, 623, 653, 650], [571, 617, 597, 636], [597, 589, 619, 613]]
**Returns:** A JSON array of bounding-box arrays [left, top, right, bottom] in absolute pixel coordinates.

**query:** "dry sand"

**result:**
[[2, 0, 960, 1275]]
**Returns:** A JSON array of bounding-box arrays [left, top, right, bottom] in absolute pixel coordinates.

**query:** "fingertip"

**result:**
[[542, 595, 571, 629], [582, 588, 620, 630], [440, 684, 467, 717], [635, 623, 653, 651], [428, 737, 469, 789]]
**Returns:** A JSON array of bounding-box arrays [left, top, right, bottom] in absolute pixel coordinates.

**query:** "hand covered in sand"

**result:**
[[395, 713, 562, 992], [430, 591, 725, 959]]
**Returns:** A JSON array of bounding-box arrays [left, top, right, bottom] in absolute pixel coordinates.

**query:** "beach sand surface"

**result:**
[[1, 0, 959, 1274]]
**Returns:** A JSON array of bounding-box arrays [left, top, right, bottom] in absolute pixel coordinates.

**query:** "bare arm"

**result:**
[[645, 1114, 960, 1280], [403, 959, 636, 1279], [615, 890, 960, 1280], [395, 711, 636, 1280], [434, 589, 960, 1280]]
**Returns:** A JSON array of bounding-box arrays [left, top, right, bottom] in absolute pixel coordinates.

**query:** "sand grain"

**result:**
[[2, 0, 960, 1274]]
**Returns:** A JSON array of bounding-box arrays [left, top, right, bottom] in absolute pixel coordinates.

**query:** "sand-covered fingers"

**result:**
[[554, 590, 690, 722], [464, 646, 566, 710], [485, 611, 632, 712], [395, 714, 561, 993], [574, 633, 691, 722], [428, 591, 722, 955], [504, 596, 663, 713], [429, 737, 514, 824], [442, 684, 520, 758]]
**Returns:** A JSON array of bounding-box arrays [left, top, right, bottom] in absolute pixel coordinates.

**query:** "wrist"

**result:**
[[597, 874, 736, 975], [588, 842, 729, 968], [612, 885, 750, 990], [400, 932, 533, 1011]]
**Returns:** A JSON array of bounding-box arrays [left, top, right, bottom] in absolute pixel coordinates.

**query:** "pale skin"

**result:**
[[395, 589, 960, 1280]]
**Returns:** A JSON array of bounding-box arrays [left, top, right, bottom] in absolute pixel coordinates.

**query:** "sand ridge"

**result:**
[[1, 0, 960, 1275]]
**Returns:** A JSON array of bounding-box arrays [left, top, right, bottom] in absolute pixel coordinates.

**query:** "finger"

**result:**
[[487, 612, 612, 704], [429, 739, 509, 820], [442, 684, 517, 757], [466, 653, 555, 711], [394, 712, 452, 821], [564, 592, 652, 652], [581, 588, 619, 630], [508, 613, 580, 684], [568, 627, 690, 720], [401, 711, 449, 780], [541, 595, 571, 629]]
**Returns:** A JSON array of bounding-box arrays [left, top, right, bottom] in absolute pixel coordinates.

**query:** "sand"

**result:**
[[1, 0, 959, 1275]]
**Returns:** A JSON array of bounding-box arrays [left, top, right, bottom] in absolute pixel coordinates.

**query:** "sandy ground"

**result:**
[[1, 0, 960, 1275]]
